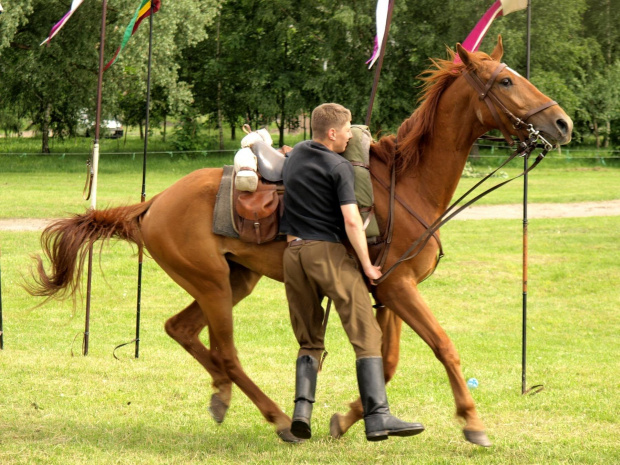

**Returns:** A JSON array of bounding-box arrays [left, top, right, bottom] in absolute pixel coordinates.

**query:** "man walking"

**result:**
[[280, 103, 425, 441]]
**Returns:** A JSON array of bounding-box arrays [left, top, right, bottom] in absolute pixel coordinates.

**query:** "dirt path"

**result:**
[[1, 200, 619, 231], [454, 199, 620, 220]]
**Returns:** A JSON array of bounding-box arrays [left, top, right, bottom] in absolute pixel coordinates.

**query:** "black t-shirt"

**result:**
[[280, 140, 357, 243]]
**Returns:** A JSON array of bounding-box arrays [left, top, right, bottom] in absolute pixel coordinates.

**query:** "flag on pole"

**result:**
[[455, 0, 527, 62], [40, 0, 85, 46], [366, 0, 390, 69], [104, 0, 161, 71]]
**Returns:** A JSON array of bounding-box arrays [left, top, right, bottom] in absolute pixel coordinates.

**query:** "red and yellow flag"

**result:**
[[104, 0, 161, 71]]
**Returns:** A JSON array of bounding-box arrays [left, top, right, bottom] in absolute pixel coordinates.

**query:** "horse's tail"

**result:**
[[25, 197, 157, 301]]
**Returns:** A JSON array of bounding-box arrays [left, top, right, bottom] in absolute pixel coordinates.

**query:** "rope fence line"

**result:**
[[0, 149, 238, 156], [1, 145, 619, 158]]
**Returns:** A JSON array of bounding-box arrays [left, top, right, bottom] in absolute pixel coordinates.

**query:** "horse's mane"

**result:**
[[372, 49, 491, 176]]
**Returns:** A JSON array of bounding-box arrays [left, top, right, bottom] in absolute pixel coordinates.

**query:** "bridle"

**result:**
[[371, 62, 559, 286], [462, 62, 556, 150]]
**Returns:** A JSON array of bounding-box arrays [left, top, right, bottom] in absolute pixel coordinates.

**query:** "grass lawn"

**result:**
[[1, 151, 619, 219], [0, 216, 618, 464]]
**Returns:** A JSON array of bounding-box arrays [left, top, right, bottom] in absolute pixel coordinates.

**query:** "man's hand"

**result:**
[[278, 145, 293, 155], [363, 264, 383, 284]]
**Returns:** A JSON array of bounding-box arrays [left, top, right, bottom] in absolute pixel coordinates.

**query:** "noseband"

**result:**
[[463, 62, 556, 151]]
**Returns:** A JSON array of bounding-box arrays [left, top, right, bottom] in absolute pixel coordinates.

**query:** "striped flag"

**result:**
[[40, 0, 85, 46], [104, 0, 161, 71], [455, 0, 528, 62]]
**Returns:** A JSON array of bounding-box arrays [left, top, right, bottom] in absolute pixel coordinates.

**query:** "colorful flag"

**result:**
[[104, 0, 161, 71], [40, 0, 85, 46], [366, 0, 392, 69], [455, 0, 528, 62]]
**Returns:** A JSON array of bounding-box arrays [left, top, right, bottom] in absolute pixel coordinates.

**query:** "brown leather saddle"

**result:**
[[233, 174, 284, 244]]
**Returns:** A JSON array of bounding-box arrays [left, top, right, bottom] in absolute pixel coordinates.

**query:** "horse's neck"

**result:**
[[404, 87, 487, 215]]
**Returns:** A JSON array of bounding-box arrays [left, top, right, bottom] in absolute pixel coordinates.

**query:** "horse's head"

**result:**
[[456, 36, 572, 146]]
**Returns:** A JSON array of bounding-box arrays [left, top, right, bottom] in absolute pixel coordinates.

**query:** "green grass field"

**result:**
[[1, 150, 619, 219], [0, 214, 618, 464], [1, 140, 619, 463]]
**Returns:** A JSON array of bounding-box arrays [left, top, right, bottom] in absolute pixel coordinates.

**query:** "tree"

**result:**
[[0, 0, 219, 152], [3, 0, 617, 149], [183, 0, 330, 147], [582, 0, 620, 145], [581, 61, 620, 147]]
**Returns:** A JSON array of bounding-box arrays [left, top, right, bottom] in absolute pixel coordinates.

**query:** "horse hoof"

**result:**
[[329, 413, 345, 439], [464, 429, 492, 447], [208, 394, 228, 424], [277, 427, 305, 444]]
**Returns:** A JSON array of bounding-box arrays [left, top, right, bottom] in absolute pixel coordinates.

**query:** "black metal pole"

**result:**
[[522, 0, 532, 394], [365, 0, 395, 127], [134, 7, 155, 359], [84, 0, 108, 356]]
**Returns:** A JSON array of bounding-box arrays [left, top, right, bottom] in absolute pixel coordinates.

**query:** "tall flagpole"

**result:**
[[84, 0, 108, 356], [522, 0, 532, 394], [134, 4, 155, 359], [365, 0, 395, 126]]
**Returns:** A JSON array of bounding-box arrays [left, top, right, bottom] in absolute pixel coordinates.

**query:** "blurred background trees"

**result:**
[[0, 0, 618, 151]]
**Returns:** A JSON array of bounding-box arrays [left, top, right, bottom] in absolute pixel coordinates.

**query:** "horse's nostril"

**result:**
[[557, 119, 569, 135]]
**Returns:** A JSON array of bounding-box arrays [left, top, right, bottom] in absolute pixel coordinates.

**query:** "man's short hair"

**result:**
[[311, 103, 351, 140]]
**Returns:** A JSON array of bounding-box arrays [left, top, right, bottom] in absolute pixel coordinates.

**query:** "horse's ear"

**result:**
[[456, 43, 473, 67], [490, 35, 504, 61]]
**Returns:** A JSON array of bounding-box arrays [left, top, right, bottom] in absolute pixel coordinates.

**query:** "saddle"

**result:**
[[232, 142, 290, 244], [213, 126, 379, 245], [233, 174, 284, 244], [252, 140, 286, 182]]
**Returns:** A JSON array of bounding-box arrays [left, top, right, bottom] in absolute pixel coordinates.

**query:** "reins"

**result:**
[[371, 63, 557, 286], [370, 163, 445, 277]]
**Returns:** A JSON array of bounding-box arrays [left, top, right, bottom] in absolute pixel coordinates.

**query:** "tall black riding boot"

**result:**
[[356, 357, 425, 441], [291, 355, 319, 439]]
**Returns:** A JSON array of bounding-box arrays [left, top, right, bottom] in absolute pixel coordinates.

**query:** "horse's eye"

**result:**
[[500, 77, 513, 87]]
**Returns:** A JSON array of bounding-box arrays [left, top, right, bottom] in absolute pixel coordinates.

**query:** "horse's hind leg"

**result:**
[[164, 262, 262, 424], [165, 301, 233, 422], [194, 284, 299, 442], [330, 306, 403, 438], [168, 256, 297, 442], [207, 261, 264, 422]]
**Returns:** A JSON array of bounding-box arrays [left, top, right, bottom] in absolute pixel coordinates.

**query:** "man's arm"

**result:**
[[341, 204, 382, 282]]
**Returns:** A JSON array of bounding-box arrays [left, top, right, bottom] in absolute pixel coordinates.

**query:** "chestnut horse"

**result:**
[[28, 38, 572, 446]]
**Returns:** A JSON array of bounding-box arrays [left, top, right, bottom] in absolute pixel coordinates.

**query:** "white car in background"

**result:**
[[104, 120, 124, 139]]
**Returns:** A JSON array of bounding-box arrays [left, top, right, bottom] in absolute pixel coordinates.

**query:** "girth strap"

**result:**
[[370, 163, 444, 272], [374, 156, 397, 271]]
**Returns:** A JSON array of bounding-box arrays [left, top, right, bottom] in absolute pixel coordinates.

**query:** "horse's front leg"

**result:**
[[330, 306, 403, 438], [379, 279, 491, 447]]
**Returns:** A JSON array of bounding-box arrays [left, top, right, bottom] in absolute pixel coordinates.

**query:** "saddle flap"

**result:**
[[251, 140, 286, 182]]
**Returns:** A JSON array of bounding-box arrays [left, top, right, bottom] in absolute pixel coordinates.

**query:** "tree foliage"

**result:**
[[1, 0, 618, 150], [0, 0, 218, 152]]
